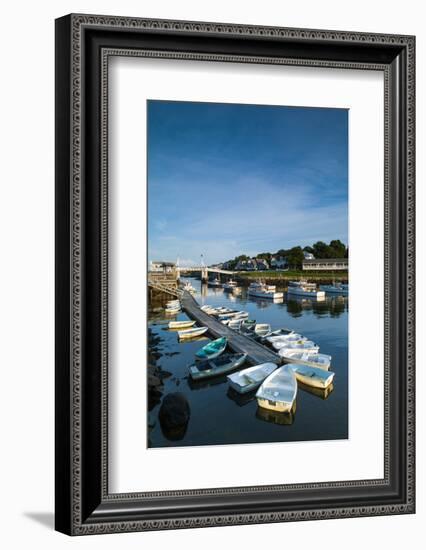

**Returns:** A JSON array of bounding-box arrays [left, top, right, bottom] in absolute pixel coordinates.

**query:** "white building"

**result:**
[[303, 251, 315, 260], [149, 260, 176, 273], [302, 258, 348, 271]]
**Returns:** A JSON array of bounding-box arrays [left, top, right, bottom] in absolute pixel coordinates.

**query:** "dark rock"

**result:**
[[159, 392, 191, 441]]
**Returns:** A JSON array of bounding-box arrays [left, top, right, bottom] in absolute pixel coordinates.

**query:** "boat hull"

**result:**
[[287, 288, 325, 298], [256, 397, 293, 413], [178, 327, 208, 340], [189, 353, 247, 380], [248, 290, 284, 299], [289, 364, 335, 389]]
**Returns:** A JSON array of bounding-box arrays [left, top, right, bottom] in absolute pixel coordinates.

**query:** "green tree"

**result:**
[[329, 239, 346, 258], [286, 246, 304, 268], [312, 241, 333, 259]]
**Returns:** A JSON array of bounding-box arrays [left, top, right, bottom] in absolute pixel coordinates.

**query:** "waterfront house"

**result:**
[[255, 258, 270, 270], [302, 258, 348, 271], [270, 256, 288, 269]]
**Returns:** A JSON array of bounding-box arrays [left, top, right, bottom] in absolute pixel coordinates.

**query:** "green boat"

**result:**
[[195, 336, 227, 360]]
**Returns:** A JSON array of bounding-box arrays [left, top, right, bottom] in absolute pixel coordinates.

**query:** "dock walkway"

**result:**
[[180, 291, 281, 365]]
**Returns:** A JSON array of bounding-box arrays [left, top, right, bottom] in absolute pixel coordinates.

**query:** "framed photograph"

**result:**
[[55, 14, 415, 535]]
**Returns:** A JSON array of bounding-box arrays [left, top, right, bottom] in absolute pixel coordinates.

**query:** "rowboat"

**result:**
[[242, 319, 256, 329], [254, 323, 272, 338], [256, 365, 297, 413], [288, 363, 335, 389], [208, 278, 222, 287], [265, 328, 295, 341], [233, 311, 249, 319], [217, 310, 246, 320], [228, 319, 243, 330], [276, 340, 319, 353], [280, 350, 331, 370], [177, 326, 208, 340], [189, 353, 247, 380], [168, 320, 196, 329], [200, 304, 213, 311], [227, 362, 277, 394], [195, 336, 227, 360], [266, 332, 305, 344], [165, 306, 181, 314]]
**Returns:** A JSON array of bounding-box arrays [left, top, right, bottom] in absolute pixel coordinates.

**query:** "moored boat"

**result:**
[[195, 336, 227, 360], [228, 318, 243, 330], [280, 350, 331, 370], [266, 332, 305, 344], [189, 353, 247, 380], [254, 323, 272, 338], [168, 320, 196, 329], [208, 278, 222, 287], [165, 306, 181, 314], [256, 365, 297, 413], [228, 362, 277, 394], [247, 281, 283, 300], [223, 280, 240, 292], [177, 326, 208, 340], [287, 280, 325, 299], [288, 363, 335, 389], [276, 340, 320, 353], [319, 283, 349, 296]]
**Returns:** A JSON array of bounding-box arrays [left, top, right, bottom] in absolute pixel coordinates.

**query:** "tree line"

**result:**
[[224, 240, 348, 270]]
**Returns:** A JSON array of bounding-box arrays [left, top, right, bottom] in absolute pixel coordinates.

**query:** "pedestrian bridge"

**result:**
[[176, 266, 235, 276]]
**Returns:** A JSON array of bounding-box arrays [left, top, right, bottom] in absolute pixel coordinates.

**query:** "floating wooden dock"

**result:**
[[180, 291, 281, 365]]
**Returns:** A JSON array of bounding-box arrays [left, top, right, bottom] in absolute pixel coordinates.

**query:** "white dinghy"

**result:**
[[275, 340, 320, 353], [256, 365, 297, 413], [228, 318, 243, 330], [280, 350, 331, 370], [227, 362, 277, 394], [168, 320, 196, 329], [177, 326, 208, 340], [266, 332, 303, 344], [254, 323, 272, 338], [288, 364, 335, 389]]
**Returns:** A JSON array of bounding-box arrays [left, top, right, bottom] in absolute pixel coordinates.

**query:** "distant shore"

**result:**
[[233, 270, 348, 285]]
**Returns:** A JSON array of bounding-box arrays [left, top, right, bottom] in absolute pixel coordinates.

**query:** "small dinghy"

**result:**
[[195, 336, 227, 360], [242, 319, 256, 329], [200, 304, 213, 312], [233, 311, 249, 319], [228, 362, 277, 394], [218, 310, 246, 320], [288, 364, 335, 389], [189, 353, 247, 380], [168, 320, 196, 329], [280, 350, 331, 370], [166, 299, 180, 307], [165, 306, 181, 314], [221, 319, 230, 325], [228, 319, 243, 330], [254, 323, 272, 338], [256, 365, 297, 413], [177, 326, 208, 340], [275, 340, 319, 353], [266, 332, 304, 344]]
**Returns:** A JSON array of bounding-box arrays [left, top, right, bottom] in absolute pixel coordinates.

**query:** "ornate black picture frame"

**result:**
[[55, 14, 415, 535]]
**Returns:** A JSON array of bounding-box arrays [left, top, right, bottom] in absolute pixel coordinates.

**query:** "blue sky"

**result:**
[[147, 100, 348, 266]]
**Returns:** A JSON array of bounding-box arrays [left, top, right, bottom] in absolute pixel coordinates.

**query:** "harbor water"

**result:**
[[148, 277, 348, 448]]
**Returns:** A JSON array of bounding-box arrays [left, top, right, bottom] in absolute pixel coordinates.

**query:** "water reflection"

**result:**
[[186, 373, 229, 391], [256, 403, 296, 426], [298, 382, 335, 400], [227, 387, 256, 407], [148, 277, 348, 448]]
